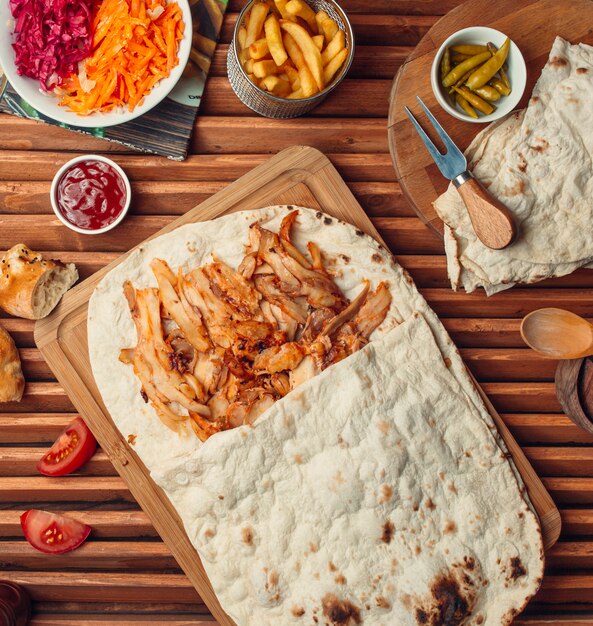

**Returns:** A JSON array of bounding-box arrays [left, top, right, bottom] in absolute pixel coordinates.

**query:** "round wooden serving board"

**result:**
[[388, 0, 593, 238]]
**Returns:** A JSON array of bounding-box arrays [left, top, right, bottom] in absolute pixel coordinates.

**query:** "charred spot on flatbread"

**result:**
[[577, 67, 589, 74], [321, 593, 362, 625], [241, 526, 254, 546], [530, 138, 550, 153], [508, 557, 527, 581], [381, 520, 395, 544], [549, 56, 568, 67], [335, 574, 347, 585], [324, 217, 333, 225], [127, 434, 137, 445], [414, 571, 475, 626], [376, 596, 390, 609], [371, 253, 383, 264], [291, 606, 305, 617]]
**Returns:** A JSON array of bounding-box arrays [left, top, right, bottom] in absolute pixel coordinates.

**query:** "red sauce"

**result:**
[[56, 159, 127, 230]]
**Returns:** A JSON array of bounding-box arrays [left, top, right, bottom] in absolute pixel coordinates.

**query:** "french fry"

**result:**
[[323, 47, 347, 84], [282, 31, 305, 69], [273, 0, 292, 19], [253, 59, 282, 78], [239, 48, 250, 65], [280, 20, 324, 90], [264, 14, 288, 66], [287, 88, 304, 99], [285, 0, 316, 31], [247, 72, 257, 82], [321, 30, 345, 66], [238, 26, 247, 50], [312, 34, 324, 51], [249, 37, 270, 59], [245, 2, 269, 49], [315, 9, 338, 43], [298, 65, 317, 96], [260, 75, 292, 96], [283, 64, 300, 88], [245, 58, 254, 74]]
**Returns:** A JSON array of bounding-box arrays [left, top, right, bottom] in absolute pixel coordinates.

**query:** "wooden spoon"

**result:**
[[520, 308, 593, 359]]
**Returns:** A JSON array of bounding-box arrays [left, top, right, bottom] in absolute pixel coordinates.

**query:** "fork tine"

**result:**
[[415, 96, 462, 156], [404, 106, 447, 167]]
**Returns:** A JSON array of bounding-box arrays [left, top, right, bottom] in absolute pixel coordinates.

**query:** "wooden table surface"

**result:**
[[1, 1, 592, 624]]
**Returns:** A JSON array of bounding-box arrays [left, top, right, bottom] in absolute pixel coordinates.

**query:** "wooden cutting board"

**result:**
[[388, 0, 593, 236], [34, 145, 560, 625]]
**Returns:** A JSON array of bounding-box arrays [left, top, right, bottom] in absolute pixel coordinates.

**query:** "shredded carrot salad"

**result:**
[[59, 0, 184, 115]]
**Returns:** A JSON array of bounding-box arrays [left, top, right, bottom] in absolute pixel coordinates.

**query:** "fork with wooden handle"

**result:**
[[405, 96, 517, 250]]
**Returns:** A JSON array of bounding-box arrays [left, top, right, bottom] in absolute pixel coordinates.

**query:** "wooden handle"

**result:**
[[456, 176, 517, 250]]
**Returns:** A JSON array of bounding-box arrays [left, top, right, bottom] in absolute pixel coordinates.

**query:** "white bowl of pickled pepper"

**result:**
[[431, 26, 527, 123]]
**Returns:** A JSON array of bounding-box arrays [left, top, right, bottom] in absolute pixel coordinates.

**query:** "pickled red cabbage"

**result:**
[[9, 0, 94, 92]]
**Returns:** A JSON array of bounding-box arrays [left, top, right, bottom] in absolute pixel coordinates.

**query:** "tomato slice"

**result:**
[[37, 416, 97, 477], [20, 510, 91, 554]]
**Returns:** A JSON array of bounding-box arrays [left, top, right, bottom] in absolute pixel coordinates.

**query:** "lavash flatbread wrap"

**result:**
[[434, 37, 593, 294], [88, 206, 544, 625]]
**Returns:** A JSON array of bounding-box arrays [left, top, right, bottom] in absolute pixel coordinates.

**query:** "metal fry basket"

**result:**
[[227, 0, 355, 118]]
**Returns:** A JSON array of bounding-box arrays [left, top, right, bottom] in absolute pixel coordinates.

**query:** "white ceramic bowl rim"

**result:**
[[430, 26, 527, 124], [0, 0, 192, 128], [50, 154, 132, 235]]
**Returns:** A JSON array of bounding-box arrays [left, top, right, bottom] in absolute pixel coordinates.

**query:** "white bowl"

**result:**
[[0, 0, 192, 128], [431, 26, 527, 124], [50, 155, 131, 235]]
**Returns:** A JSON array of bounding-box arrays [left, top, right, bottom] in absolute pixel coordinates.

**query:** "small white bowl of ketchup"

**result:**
[[50, 155, 131, 235]]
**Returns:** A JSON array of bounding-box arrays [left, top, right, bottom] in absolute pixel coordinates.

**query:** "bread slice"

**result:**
[[0, 322, 24, 403], [0, 245, 78, 320]]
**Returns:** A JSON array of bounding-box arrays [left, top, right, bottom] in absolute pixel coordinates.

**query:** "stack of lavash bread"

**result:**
[[434, 37, 593, 294]]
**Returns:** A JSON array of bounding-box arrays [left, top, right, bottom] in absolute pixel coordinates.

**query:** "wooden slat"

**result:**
[[543, 479, 593, 504], [25, 614, 593, 626], [0, 117, 388, 155], [0, 449, 115, 477], [0, 541, 179, 571], [0, 180, 410, 218], [534, 575, 593, 604], [523, 449, 593, 478], [502, 414, 593, 445], [31, 613, 216, 626], [201, 78, 391, 117], [0, 572, 201, 603], [0, 510, 157, 539], [0, 477, 133, 503], [33, 601, 208, 616], [0, 414, 76, 443], [0, 152, 396, 182], [561, 509, 593, 536]]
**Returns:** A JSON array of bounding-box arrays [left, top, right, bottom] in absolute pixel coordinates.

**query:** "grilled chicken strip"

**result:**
[[151, 259, 211, 353]]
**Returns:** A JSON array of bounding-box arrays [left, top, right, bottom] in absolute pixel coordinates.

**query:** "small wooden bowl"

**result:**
[[555, 356, 593, 435]]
